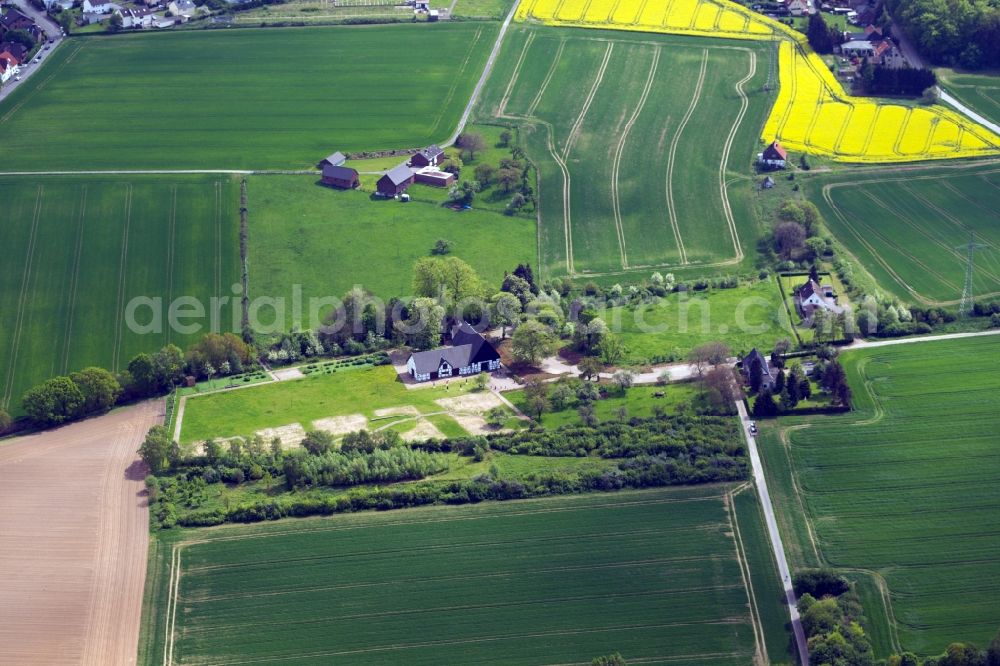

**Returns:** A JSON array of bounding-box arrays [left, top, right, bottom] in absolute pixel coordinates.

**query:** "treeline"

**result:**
[[16, 333, 253, 428], [143, 413, 748, 528], [857, 60, 938, 97], [885, 0, 1000, 69], [795, 570, 876, 664], [972, 301, 1000, 329]]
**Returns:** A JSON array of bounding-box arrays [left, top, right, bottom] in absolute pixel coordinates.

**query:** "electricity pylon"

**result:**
[[956, 231, 986, 317]]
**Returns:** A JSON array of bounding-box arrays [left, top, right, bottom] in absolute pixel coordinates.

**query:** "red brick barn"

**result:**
[[321, 164, 359, 189], [410, 145, 444, 168], [376, 164, 415, 196]]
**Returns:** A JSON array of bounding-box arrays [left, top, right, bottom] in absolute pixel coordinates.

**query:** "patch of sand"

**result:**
[[0, 400, 162, 665], [449, 413, 496, 435], [434, 391, 504, 414], [256, 423, 307, 448], [374, 406, 420, 418], [400, 418, 446, 442], [311, 414, 368, 436], [272, 367, 304, 381]]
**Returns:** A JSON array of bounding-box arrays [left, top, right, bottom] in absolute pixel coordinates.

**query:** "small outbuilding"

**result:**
[[319, 151, 346, 168], [410, 145, 444, 168], [414, 167, 455, 187], [762, 175, 775, 189], [376, 163, 415, 196], [321, 164, 360, 189]]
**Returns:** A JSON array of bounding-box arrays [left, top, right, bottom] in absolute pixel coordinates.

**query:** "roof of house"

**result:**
[[0, 57, 14, 73], [0, 42, 26, 60], [322, 151, 346, 166], [408, 321, 500, 375], [763, 175, 775, 185], [763, 140, 787, 160], [419, 145, 443, 159], [0, 49, 20, 66], [797, 279, 822, 301], [0, 8, 32, 26], [380, 163, 414, 186], [322, 164, 358, 181], [842, 39, 875, 51], [744, 348, 773, 380], [173, 0, 196, 8]]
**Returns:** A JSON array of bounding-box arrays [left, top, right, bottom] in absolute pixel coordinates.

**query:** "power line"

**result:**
[[956, 231, 987, 317]]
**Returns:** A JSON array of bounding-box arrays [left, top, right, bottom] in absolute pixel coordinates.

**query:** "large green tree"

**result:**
[[510, 319, 554, 366], [138, 425, 176, 473], [70, 367, 122, 414], [22, 377, 85, 426]]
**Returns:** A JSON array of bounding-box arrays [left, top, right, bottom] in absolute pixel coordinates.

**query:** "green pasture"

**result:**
[[180, 364, 484, 443], [937, 69, 1000, 128], [139, 486, 790, 665], [451, 0, 516, 18], [475, 26, 772, 278], [509, 382, 701, 428], [599, 278, 795, 364], [757, 335, 1000, 656], [0, 23, 497, 170], [0, 175, 239, 415], [807, 163, 1000, 306], [245, 175, 536, 312]]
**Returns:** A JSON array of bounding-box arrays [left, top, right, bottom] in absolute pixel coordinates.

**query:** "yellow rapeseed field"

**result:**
[[516, 0, 1000, 162]]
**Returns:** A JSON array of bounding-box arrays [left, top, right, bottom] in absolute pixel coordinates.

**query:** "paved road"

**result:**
[[443, 0, 521, 147], [848, 327, 1000, 350], [0, 0, 63, 104], [736, 399, 811, 666]]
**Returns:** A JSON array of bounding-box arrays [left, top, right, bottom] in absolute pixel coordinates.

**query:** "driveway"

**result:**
[[0, 0, 64, 104]]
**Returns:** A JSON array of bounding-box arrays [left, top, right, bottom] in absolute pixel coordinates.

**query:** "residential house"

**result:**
[[0, 51, 19, 83], [118, 7, 158, 28], [0, 41, 27, 63], [757, 140, 787, 169], [320, 164, 360, 189], [376, 163, 415, 196], [168, 0, 196, 16], [0, 8, 35, 34], [410, 145, 444, 168], [795, 279, 844, 320], [784, 0, 812, 15], [318, 151, 346, 168], [742, 348, 776, 390], [406, 321, 501, 383], [880, 44, 906, 68], [83, 0, 116, 13], [840, 39, 876, 57]]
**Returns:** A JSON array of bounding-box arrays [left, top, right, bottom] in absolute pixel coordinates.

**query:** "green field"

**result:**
[[0, 175, 239, 415], [0, 23, 497, 170], [599, 278, 795, 364], [451, 0, 516, 18], [475, 26, 773, 278], [808, 163, 1000, 306], [758, 335, 1000, 655], [246, 175, 536, 309], [937, 69, 1000, 128], [180, 364, 484, 443], [139, 486, 792, 665], [509, 382, 701, 428]]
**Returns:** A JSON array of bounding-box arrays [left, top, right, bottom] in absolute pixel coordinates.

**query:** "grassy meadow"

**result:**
[[180, 364, 481, 443], [599, 278, 795, 364], [808, 163, 1000, 307], [757, 335, 1000, 655], [139, 486, 791, 665], [0, 175, 239, 415], [476, 27, 773, 278], [0, 23, 497, 170], [509, 382, 701, 428], [246, 175, 536, 312], [937, 69, 1000, 128]]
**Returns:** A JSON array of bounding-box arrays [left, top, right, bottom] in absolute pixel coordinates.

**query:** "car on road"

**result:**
[[749, 421, 758, 435]]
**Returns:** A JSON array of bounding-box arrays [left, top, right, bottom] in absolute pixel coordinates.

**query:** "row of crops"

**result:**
[[516, 0, 1000, 163]]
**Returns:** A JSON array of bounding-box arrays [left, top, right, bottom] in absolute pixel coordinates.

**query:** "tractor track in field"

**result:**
[[186, 556, 735, 603], [776, 424, 823, 565], [610, 47, 660, 270], [165, 185, 177, 345], [526, 39, 565, 117], [718, 48, 756, 264], [497, 31, 535, 117], [726, 485, 767, 666], [61, 185, 88, 375], [665, 48, 708, 266], [563, 42, 614, 160], [111, 184, 133, 372], [214, 180, 223, 298], [2, 185, 43, 409]]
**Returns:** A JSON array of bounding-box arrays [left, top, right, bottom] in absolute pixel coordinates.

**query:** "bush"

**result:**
[[794, 569, 850, 598]]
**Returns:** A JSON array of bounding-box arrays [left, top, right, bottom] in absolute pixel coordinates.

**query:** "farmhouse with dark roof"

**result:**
[[376, 164, 415, 196], [406, 321, 501, 382], [410, 145, 444, 168], [757, 140, 787, 169], [321, 164, 359, 189]]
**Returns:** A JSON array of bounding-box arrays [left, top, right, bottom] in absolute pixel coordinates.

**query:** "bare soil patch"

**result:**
[[399, 418, 446, 442], [311, 414, 368, 436], [256, 422, 306, 448], [434, 391, 504, 414], [0, 400, 162, 665]]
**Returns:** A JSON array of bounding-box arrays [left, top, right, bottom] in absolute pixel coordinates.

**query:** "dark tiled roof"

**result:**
[[409, 344, 474, 375], [382, 163, 414, 186], [322, 164, 357, 180], [744, 348, 772, 380], [419, 145, 443, 159], [797, 279, 821, 301]]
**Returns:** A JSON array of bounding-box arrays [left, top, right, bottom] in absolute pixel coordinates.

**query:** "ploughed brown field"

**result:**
[[0, 401, 161, 665]]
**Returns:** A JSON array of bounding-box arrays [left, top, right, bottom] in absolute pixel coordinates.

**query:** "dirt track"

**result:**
[[0, 400, 162, 666]]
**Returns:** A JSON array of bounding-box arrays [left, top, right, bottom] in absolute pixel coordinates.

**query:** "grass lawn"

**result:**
[[509, 382, 702, 428], [138, 486, 788, 665], [0, 175, 239, 416], [756, 335, 1000, 656], [451, 0, 516, 18], [0, 23, 497, 170], [599, 278, 795, 365], [805, 161, 1000, 307], [245, 175, 536, 312], [475, 26, 772, 278], [180, 364, 492, 443]]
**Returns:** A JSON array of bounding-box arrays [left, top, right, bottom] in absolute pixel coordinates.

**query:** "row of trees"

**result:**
[[885, 0, 1000, 69], [856, 59, 938, 97]]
